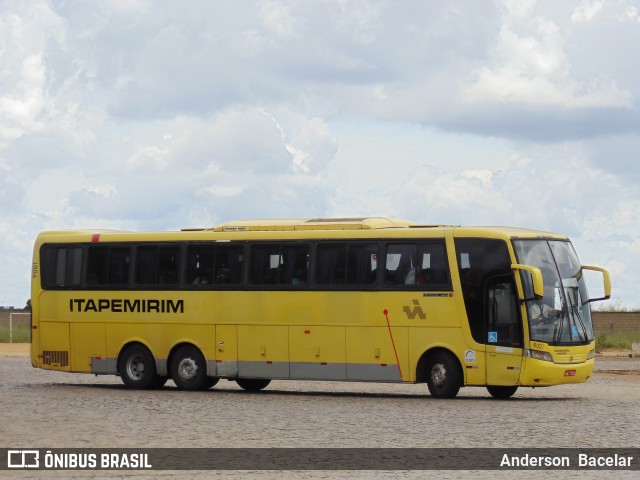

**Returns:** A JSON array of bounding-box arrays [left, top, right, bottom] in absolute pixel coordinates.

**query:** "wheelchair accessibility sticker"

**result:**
[[488, 331, 498, 343]]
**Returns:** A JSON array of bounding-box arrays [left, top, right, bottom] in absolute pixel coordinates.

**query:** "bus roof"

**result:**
[[35, 219, 567, 242], [201, 217, 431, 232]]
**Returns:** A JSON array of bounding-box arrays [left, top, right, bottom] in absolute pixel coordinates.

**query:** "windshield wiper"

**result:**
[[556, 287, 588, 343], [571, 303, 588, 341], [555, 291, 566, 343]]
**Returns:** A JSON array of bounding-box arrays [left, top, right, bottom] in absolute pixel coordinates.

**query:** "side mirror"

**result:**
[[581, 265, 612, 302], [512, 264, 544, 301]]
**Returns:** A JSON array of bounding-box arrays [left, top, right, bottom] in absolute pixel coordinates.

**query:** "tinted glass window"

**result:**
[[187, 244, 244, 286], [385, 242, 450, 289], [41, 246, 83, 288], [87, 246, 130, 286], [135, 245, 179, 286], [316, 243, 378, 286], [250, 244, 309, 286]]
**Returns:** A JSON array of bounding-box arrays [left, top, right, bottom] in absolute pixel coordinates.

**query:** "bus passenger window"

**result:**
[[282, 245, 309, 286], [41, 245, 83, 288], [214, 245, 244, 284], [250, 244, 309, 286], [135, 245, 179, 286], [187, 245, 214, 285], [158, 247, 179, 285], [250, 245, 280, 284], [87, 246, 130, 286], [418, 242, 449, 288], [384, 242, 450, 289], [316, 244, 347, 285], [316, 243, 378, 286], [385, 244, 415, 285]]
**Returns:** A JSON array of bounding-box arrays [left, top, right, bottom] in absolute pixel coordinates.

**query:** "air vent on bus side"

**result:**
[[41, 350, 69, 367]]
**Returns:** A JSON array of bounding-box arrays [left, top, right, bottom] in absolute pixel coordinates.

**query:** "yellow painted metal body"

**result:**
[[30, 218, 600, 391]]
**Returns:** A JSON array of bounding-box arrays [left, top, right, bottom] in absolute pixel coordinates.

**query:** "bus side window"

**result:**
[[214, 245, 244, 285], [187, 245, 214, 285], [250, 245, 280, 285], [384, 242, 450, 289], [41, 245, 83, 288], [281, 244, 309, 285], [346, 244, 378, 285], [135, 245, 179, 286], [250, 244, 309, 286], [418, 242, 450, 288], [316, 244, 347, 285], [316, 243, 378, 286], [87, 246, 130, 286], [385, 244, 414, 285], [158, 246, 179, 285]]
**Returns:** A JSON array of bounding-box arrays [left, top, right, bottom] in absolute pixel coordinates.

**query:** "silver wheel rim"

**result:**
[[178, 357, 198, 381], [126, 354, 146, 380], [431, 363, 446, 387]]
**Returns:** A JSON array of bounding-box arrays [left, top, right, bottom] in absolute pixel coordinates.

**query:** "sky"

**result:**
[[1, 0, 639, 308]]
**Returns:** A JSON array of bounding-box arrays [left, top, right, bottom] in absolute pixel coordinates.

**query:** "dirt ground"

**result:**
[[1, 344, 638, 480]]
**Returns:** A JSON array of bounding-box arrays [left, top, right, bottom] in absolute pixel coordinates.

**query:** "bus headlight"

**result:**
[[586, 349, 595, 360], [525, 349, 553, 362]]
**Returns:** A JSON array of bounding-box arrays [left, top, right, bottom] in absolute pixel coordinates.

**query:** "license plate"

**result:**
[[564, 370, 576, 377]]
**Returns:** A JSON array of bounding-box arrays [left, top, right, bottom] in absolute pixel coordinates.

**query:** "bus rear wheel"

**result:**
[[170, 346, 209, 391], [118, 344, 159, 390], [425, 351, 461, 399], [236, 378, 271, 392], [487, 385, 518, 399]]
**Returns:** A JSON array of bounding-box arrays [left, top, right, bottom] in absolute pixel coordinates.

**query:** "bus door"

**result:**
[[485, 276, 523, 386], [456, 239, 523, 387]]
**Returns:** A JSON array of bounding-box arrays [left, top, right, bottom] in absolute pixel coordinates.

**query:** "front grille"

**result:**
[[554, 352, 587, 364]]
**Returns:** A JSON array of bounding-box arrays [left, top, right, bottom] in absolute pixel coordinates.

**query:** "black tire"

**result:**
[[149, 376, 169, 389], [236, 378, 271, 392], [203, 377, 220, 389], [425, 351, 462, 399], [487, 385, 518, 399], [118, 344, 159, 390], [170, 346, 208, 391]]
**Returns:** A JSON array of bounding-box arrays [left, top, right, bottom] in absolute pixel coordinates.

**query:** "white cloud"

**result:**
[[571, 1, 604, 23], [259, 0, 298, 39], [463, 4, 632, 108], [0, 1, 639, 308]]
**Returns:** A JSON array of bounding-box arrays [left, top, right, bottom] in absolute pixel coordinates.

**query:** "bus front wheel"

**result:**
[[170, 346, 209, 391], [118, 344, 159, 390], [487, 385, 518, 399], [425, 351, 461, 399], [236, 378, 271, 392]]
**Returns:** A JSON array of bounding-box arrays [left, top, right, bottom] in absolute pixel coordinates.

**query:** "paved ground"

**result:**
[[1, 345, 638, 479]]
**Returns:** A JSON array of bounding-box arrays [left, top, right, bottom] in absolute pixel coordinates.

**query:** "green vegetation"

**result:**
[[593, 300, 640, 312], [0, 322, 30, 343], [595, 332, 640, 351]]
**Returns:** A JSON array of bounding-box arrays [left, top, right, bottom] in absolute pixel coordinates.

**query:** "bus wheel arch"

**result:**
[[168, 343, 215, 391], [117, 342, 162, 390], [417, 348, 463, 399]]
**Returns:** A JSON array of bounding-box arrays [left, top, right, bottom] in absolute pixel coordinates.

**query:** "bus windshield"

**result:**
[[513, 239, 594, 345]]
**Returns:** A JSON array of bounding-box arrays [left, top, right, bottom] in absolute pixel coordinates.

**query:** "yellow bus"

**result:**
[[30, 217, 611, 399]]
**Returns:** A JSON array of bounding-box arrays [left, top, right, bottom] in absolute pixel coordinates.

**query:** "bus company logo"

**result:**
[[403, 299, 426, 320], [7, 450, 39, 469]]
